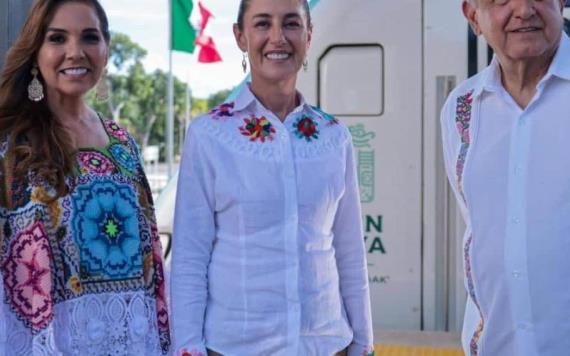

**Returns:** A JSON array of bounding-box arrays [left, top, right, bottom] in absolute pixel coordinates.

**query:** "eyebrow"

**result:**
[[252, 13, 302, 20], [46, 27, 100, 33]]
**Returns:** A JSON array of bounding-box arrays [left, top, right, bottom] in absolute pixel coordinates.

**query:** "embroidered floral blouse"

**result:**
[[171, 84, 374, 356], [0, 118, 170, 355]]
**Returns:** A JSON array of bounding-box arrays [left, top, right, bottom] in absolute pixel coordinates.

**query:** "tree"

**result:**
[[88, 32, 233, 160]]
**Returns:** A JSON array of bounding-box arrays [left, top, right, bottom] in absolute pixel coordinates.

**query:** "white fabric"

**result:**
[[171, 84, 373, 356], [0, 291, 163, 356], [441, 32, 570, 356]]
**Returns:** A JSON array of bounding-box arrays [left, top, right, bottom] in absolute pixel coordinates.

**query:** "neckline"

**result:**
[[75, 113, 115, 153]]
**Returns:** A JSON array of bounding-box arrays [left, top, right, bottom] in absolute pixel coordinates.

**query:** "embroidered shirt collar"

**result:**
[[474, 32, 570, 98], [233, 82, 311, 116]]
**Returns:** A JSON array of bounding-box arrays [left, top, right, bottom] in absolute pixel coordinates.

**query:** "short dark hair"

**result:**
[[236, 0, 312, 31]]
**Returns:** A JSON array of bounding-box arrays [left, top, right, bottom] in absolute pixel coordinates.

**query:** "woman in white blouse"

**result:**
[[171, 0, 374, 355]]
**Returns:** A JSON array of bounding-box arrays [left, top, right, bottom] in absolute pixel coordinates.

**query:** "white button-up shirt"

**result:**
[[171, 84, 374, 356], [441, 32, 570, 356]]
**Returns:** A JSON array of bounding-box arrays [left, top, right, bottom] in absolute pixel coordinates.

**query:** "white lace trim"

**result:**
[[2, 291, 164, 356]]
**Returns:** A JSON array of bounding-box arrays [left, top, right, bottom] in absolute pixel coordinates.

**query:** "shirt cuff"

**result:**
[[176, 346, 208, 356], [347, 343, 375, 356]]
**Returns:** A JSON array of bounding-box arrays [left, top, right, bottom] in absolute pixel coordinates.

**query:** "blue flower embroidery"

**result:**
[[71, 181, 142, 279], [109, 144, 136, 172]]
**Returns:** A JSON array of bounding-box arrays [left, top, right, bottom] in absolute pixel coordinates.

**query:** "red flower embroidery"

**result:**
[[293, 115, 319, 141], [239, 115, 276, 142], [178, 349, 204, 356], [2, 222, 54, 332]]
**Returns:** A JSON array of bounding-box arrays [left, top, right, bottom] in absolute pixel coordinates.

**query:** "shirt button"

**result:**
[[512, 270, 521, 278], [514, 166, 520, 175], [280, 132, 287, 140], [512, 217, 520, 224]]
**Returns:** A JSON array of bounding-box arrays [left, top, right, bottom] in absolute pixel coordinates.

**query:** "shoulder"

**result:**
[[443, 70, 486, 115], [305, 105, 352, 145]]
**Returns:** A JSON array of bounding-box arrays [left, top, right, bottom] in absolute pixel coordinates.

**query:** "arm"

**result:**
[[332, 137, 374, 356], [171, 124, 216, 356]]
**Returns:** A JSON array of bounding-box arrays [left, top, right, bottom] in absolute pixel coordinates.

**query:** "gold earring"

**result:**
[[242, 52, 248, 73], [303, 58, 308, 72], [28, 66, 44, 102], [96, 68, 109, 102]]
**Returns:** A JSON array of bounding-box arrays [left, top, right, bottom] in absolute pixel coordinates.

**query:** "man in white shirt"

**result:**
[[440, 0, 570, 355]]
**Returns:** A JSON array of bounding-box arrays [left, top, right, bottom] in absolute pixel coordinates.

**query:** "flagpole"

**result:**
[[167, 0, 174, 179]]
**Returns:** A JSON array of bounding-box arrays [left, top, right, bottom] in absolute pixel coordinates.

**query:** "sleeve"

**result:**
[[332, 136, 374, 356], [170, 123, 215, 356]]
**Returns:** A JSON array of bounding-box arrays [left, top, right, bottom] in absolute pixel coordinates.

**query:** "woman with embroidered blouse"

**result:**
[[171, 0, 374, 355], [0, 0, 170, 354]]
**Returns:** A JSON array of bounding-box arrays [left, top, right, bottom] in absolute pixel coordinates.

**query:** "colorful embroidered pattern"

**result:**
[[104, 119, 130, 142], [239, 115, 276, 142], [77, 151, 115, 175], [455, 89, 474, 202], [362, 346, 375, 356], [110, 144, 137, 172], [293, 115, 319, 141], [311, 105, 339, 125], [2, 222, 54, 332], [71, 181, 143, 279], [0, 118, 171, 353], [465, 235, 484, 356], [210, 102, 235, 119], [455, 90, 483, 356]]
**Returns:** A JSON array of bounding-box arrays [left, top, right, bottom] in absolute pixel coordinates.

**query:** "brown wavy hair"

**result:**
[[0, 0, 110, 199]]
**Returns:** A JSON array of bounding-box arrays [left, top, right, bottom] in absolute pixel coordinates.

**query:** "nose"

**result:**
[[512, 0, 537, 20], [65, 39, 86, 60], [269, 25, 286, 44]]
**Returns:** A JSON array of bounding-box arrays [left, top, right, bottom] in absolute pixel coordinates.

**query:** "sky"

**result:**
[[99, 0, 244, 98]]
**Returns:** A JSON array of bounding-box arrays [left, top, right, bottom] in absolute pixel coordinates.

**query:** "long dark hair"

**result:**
[[0, 0, 110, 200]]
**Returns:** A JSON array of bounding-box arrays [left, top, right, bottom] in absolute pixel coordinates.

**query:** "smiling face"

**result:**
[[36, 1, 108, 101], [463, 0, 565, 65], [233, 0, 312, 87]]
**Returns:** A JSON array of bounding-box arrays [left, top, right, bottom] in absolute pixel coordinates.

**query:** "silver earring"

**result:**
[[303, 58, 308, 72], [242, 52, 248, 73], [28, 66, 44, 102], [96, 68, 109, 102]]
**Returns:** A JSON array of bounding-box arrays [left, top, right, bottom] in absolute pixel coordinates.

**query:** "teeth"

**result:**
[[266, 53, 289, 60], [63, 68, 88, 75]]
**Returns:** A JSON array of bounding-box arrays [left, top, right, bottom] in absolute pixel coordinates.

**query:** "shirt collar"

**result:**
[[474, 31, 570, 98], [543, 32, 570, 82], [233, 82, 311, 116]]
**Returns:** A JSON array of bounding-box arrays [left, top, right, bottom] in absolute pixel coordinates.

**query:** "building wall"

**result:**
[[0, 0, 34, 70]]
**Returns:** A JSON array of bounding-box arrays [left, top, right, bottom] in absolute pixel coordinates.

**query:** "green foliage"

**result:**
[[87, 31, 232, 161]]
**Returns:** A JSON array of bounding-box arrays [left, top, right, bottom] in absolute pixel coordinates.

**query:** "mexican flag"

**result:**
[[171, 0, 196, 53]]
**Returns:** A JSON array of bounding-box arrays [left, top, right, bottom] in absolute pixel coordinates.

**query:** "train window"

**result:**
[[317, 44, 384, 117]]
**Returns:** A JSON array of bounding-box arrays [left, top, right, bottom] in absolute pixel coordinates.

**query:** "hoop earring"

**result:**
[[28, 66, 44, 102], [303, 58, 308, 72], [242, 52, 248, 73], [96, 68, 109, 102]]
